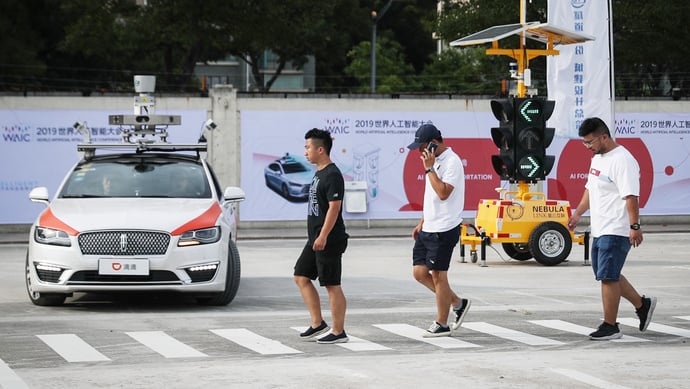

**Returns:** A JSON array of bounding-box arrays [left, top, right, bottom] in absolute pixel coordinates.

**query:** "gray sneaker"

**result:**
[[423, 321, 451, 338], [589, 322, 622, 340], [316, 331, 349, 344], [636, 295, 657, 331], [451, 298, 471, 330], [299, 320, 330, 341]]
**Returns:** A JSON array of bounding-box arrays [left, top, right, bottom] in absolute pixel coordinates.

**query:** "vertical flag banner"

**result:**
[[547, 0, 613, 137]]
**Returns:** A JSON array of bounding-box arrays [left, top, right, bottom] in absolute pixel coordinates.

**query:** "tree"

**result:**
[[0, 0, 49, 91], [211, 0, 341, 92], [417, 47, 506, 95], [435, 0, 690, 98], [344, 36, 415, 93], [612, 0, 690, 98]]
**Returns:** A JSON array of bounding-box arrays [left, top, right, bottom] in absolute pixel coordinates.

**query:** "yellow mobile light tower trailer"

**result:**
[[449, 1, 594, 266]]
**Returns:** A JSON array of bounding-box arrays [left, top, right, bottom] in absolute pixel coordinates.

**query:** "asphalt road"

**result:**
[[1, 233, 689, 389]]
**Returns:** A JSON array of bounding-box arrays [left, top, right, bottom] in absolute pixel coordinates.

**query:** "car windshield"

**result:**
[[283, 162, 309, 174], [59, 156, 212, 198]]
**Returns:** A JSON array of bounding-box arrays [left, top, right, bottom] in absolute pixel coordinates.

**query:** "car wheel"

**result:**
[[196, 240, 241, 306], [528, 222, 572, 266], [281, 184, 290, 199], [25, 251, 67, 306], [502, 243, 533, 261]]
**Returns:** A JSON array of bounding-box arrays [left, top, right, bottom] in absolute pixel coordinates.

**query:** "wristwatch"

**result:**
[[630, 223, 641, 230], [425, 167, 435, 174]]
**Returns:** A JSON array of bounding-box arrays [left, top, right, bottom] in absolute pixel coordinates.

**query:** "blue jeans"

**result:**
[[591, 235, 631, 281]]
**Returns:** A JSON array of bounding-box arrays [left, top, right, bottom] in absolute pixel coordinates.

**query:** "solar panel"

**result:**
[[450, 23, 538, 46], [450, 22, 594, 47]]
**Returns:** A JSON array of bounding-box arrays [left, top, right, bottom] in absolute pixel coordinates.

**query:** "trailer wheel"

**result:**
[[528, 221, 572, 266], [501, 243, 533, 261]]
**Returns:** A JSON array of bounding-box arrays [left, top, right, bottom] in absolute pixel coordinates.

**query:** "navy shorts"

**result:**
[[294, 239, 348, 286], [412, 225, 460, 271], [591, 235, 631, 281]]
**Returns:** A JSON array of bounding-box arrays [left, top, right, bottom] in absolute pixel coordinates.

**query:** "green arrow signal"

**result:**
[[519, 156, 540, 178], [520, 100, 541, 122]]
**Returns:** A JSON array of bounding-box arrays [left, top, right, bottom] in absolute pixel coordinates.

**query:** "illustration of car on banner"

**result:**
[[263, 153, 313, 202]]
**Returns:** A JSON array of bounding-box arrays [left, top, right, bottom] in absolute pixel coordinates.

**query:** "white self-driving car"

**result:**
[[26, 89, 245, 306]]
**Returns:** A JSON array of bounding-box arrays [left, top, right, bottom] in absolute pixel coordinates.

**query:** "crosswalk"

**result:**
[[17, 316, 688, 364]]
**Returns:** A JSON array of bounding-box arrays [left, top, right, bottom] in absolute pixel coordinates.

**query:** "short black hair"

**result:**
[[304, 128, 333, 154], [578, 117, 611, 137]]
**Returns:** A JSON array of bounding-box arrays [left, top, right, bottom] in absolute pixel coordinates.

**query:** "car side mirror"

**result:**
[[223, 186, 246, 202], [29, 187, 50, 205]]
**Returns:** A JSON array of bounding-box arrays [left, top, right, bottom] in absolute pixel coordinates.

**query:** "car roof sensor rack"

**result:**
[[76, 75, 213, 160]]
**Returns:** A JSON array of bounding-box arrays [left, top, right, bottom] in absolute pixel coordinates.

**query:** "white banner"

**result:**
[[0, 109, 206, 223], [240, 110, 690, 221], [2, 108, 689, 224], [547, 0, 613, 137]]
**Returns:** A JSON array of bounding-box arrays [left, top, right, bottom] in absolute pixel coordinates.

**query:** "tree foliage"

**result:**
[[0, 0, 688, 96]]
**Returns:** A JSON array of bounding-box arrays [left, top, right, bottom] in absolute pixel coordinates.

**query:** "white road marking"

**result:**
[[36, 334, 110, 362], [0, 357, 29, 389], [373, 323, 480, 349], [463, 321, 564, 346], [619, 318, 690, 337], [126, 331, 207, 358], [210, 328, 302, 355], [676, 316, 690, 321], [529, 320, 648, 342], [551, 368, 632, 389]]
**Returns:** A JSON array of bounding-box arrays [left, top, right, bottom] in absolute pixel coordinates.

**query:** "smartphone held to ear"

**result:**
[[426, 142, 438, 154]]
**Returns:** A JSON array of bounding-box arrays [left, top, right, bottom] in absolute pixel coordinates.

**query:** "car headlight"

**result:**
[[178, 226, 221, 246], [34, 227, 71, 247]]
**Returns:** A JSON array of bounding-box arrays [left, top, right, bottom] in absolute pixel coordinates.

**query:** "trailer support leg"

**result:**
[[480, 234, 488, 267], [583, 231, 590, 266]]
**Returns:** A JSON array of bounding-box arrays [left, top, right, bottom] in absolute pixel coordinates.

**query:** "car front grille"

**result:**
[[67, 270, 181, 285], [78, 231, 170, 256]]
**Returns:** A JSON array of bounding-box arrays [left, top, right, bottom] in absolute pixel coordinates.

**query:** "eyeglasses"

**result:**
[[582, 135, 603, 146]]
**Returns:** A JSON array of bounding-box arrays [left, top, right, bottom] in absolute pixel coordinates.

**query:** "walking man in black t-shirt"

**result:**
[[294, 128, 350, 344]]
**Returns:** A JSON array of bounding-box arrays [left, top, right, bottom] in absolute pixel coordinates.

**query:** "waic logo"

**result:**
[[2, 125, 31, 142], [615, 119, 636, 135], [323, 118, 350, 134]]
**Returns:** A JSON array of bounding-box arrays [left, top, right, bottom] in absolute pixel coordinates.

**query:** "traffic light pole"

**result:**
[[485, 0, 557, 198]]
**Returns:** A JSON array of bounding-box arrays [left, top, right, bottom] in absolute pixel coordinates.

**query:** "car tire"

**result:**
[[25, 251, 67, 306], [281, 184, 290, 199], [528, 221, 572, 266], [196, 240, 241, 306], [502, 243, 533, 261]]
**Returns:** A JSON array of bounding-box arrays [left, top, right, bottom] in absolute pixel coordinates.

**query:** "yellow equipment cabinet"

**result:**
[[460, 183, 588, 266]]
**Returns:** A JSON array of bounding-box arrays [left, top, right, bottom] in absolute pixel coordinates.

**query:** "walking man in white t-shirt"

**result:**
[[567, 117, 656, 340], [407, 124, 471, 337]]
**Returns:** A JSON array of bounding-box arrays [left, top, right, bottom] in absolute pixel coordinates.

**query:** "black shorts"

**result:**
[[294, 238, 348, 286], [412, 224, 460, 271]]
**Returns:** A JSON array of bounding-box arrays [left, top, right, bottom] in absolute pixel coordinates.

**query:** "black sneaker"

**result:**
[[589, 322, 622, 340], [299, 320, 329, 341], [451, 298, 471, 330], [423, 321, 451, 338], [316, 331, 349, 344], [636, 295, 657, 331]]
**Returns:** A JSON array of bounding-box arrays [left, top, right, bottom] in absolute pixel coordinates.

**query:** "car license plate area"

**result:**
[[98, 259, 149, 275]]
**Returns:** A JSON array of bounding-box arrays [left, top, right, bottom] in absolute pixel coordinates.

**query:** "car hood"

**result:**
[[42, 198, 220, 233], [283, 171, 313, 184]]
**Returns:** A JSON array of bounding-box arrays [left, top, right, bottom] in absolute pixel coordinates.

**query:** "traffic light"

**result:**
[[513, 98, 556, 182], [490, 99, 516, 180]]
